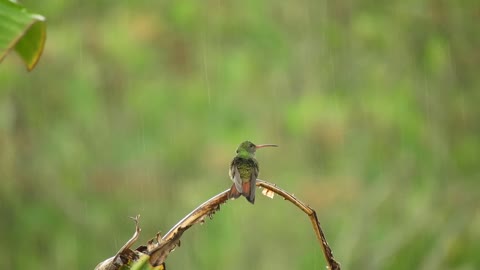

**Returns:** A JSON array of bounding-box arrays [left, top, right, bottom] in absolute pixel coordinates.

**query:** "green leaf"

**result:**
[[0, 0, 46, 71]]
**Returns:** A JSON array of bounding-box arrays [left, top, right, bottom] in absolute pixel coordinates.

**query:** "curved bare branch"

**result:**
[[148, 180, 340, 269], [256, 179, 341, 270]]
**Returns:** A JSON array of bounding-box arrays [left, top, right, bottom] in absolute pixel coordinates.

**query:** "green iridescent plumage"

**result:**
[[232, 157, 259, 181], [228, 141, 277, 204]]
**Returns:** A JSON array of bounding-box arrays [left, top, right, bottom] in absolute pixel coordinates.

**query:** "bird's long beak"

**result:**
[[255, 144, 278, 149]]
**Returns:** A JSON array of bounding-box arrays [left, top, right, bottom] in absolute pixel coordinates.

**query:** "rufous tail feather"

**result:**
[[228, 183, 241, 199], [243, 182, 255, 204]]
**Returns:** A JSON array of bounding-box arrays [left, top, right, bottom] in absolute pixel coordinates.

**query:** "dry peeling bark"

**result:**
[[94, 215, 154, 270], [94, 180, 340, 270]]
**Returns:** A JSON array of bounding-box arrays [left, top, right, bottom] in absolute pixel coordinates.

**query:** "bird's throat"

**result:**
[[236, 150, 254, 159]]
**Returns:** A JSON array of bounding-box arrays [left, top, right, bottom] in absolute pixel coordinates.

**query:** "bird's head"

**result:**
[[236, 141, 278, 156]]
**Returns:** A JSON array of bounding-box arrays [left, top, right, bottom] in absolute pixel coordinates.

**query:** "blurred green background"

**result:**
[[1, 1, 479, 269]]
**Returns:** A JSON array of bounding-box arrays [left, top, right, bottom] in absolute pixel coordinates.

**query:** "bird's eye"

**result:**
[[236, 150, 239, 153]]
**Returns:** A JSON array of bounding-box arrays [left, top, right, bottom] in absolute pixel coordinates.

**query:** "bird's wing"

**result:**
[[230, 159, 243, 193], [248, 159, 259, 203]]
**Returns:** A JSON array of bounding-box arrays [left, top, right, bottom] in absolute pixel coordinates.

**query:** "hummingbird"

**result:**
[[228, 141, 278, 204]]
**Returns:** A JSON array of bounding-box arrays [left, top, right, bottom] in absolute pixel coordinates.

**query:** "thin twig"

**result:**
[[95, 215, 142, 270], [256, 179, 341, 270]]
